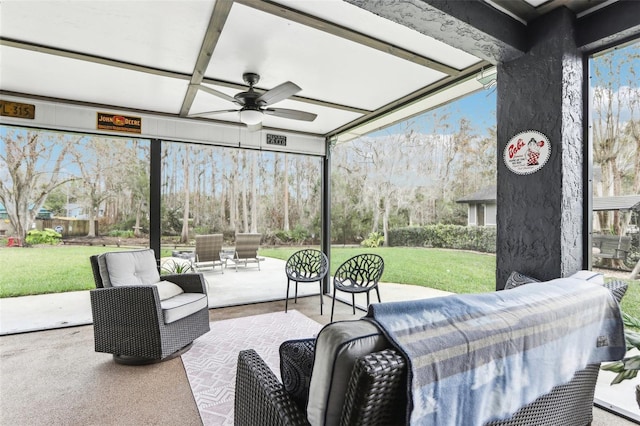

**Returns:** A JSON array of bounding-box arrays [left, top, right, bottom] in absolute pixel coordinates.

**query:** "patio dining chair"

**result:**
[[330, 253, 384, 322], [285, 249, 329, 315]]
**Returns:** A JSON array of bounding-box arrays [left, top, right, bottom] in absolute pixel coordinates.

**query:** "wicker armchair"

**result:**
[[235, 280, 627, 426], [90, 249, 210, 364]]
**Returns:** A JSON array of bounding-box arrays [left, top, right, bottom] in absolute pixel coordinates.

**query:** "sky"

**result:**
[[370, 41, 639, 139], [370, 88, 496, 139]]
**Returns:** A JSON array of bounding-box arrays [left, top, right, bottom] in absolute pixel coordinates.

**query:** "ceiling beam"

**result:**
[[326, 60, 491, 138], [235, 0, 460, 76], [0, 37, 191, 81], [576, 0, 640, 52], [487, 0, 537, 22], [179, 0, 234, 117], [345, 0, 528, 64]]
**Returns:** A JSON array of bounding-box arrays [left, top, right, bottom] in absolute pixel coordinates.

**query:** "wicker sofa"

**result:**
[[235, 277, 627, 426]]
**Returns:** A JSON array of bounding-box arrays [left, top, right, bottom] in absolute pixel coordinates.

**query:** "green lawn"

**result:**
[[0, 246, 128, 297], [260, 247, 496, 294], [1, 245, 637, 319]]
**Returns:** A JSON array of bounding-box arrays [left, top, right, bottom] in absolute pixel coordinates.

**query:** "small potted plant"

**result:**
[[160, 259, 193, 275], [601, 312, 640, 407]]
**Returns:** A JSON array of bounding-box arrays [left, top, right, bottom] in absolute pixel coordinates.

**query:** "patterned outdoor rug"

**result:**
[[182, 310, 322, 425]]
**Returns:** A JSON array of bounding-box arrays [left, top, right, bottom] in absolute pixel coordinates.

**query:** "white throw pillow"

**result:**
[[103, 249, 161, 287], [155, 280, 184, 301]]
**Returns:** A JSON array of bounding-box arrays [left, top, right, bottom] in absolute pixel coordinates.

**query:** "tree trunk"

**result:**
[[180, 146, 191, 243], [250, 153, 258, 233], [241, 152, 249, 233], [283, 154, 290, 232], [230, 151, 238, 233], [382, 196, 390, 247], [134, 200, 142, 237]]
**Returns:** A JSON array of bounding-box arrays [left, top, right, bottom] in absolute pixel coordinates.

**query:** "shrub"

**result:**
[[108, 230, 135, 238], [625, 233, 639, 270], [271, 225, 311, 245], [290, 225, 310, 244], [25, 228, 62, 245], [387, 225, 496, 253], [361, 231, 384, 248]]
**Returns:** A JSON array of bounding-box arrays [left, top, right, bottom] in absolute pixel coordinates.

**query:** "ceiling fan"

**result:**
[[191, 72, 317, 130]]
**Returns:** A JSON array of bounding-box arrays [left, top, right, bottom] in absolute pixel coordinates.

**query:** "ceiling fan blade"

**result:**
[[256, 81, 301, 105], [189, 109, 238, 118], [198, 85, 242, 105], [264, 108, 317, 122]]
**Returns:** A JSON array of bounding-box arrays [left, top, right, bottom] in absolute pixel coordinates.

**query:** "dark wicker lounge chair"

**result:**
[[89, 249, 210, 364], [235, 280, 627, 426]]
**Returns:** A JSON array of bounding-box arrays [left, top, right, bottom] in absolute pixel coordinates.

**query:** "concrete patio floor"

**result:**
[[0, 256, 637, 423], [0, 256, 451, 335]]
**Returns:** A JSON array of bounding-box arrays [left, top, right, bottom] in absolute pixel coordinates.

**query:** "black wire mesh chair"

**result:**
[[285, 249, 329, 314], [331, 253, 384, 322]]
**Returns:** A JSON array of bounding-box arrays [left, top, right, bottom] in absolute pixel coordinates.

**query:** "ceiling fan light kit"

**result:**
[[240, 109, 264, 125], [194, 72, 317, 130]]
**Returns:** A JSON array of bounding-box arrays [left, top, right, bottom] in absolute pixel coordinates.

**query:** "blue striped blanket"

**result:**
[[365, 278, 625, 426]]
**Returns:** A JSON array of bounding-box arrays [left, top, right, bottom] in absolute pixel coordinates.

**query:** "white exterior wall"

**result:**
[[0, 95, 326, 156]]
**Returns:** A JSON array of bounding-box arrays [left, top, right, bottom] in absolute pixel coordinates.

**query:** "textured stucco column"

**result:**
[[496, 8, 584, 289]]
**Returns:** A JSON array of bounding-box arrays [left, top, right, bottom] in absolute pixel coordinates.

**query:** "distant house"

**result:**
[[456, 189, 640, 231], [592, 195, 640, 234], [0, 203, 54, 236], [63, 203, 85, 218], [0, 203, 52, 220], [456, 186, 497, 227]]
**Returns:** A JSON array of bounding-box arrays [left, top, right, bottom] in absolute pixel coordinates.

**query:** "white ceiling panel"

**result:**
[[0, 0, 212, 74], [205, 2, 446, 110], [275, 0, 481, 70], [2, 0, 620, 140], [0, 46, 189, 114]]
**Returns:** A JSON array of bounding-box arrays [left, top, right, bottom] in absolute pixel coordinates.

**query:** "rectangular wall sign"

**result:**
[[266, 133, 287, 146], [0, 99, 35, 119], [97, 112, 142, 134]]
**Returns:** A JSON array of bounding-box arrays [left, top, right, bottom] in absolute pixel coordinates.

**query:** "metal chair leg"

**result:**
[[351, 294, 356, 315], [375, 287, 381, 303], [331, 291, 337, 322], [319, 281, 323, 315], [285, 280, 290, 312]]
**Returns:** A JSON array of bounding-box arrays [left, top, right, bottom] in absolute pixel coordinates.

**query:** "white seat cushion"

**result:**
[[160, 293, 207, 324]]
